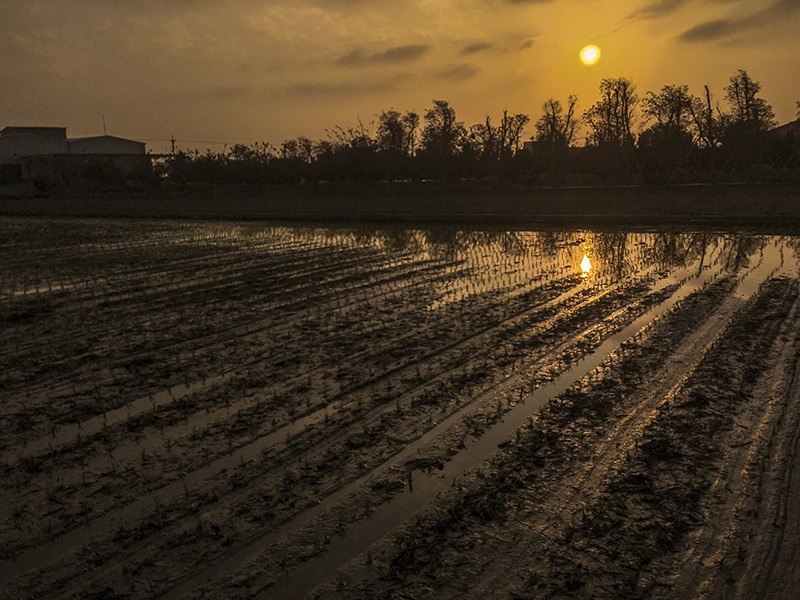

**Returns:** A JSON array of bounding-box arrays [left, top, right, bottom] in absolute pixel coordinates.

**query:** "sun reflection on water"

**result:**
[[581, 254, 592, 278]]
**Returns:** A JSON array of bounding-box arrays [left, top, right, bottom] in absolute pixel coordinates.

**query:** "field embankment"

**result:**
[[1, 182, 800, 227]]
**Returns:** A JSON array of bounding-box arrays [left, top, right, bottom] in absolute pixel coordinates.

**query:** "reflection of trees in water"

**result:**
[[718, 235, 767, 272], [645, 232, 713, 275], [265, 226, 780, 284], [590, 232, 630, 279], [589, 232, 769, 280], [785, 238, 800, 268]]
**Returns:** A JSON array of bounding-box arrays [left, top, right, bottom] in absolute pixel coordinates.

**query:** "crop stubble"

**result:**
[[1, 218, 799, 599]]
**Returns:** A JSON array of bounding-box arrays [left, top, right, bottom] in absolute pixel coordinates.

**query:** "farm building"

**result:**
[[769, 119, 800, 139], [0, 126, 149, 186]]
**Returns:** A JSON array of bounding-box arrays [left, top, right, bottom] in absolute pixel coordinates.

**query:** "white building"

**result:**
[[0, 126, 149, 185]]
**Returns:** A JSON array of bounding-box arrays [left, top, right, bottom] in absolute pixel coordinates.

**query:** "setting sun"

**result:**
[[580, 45, 600, 65]]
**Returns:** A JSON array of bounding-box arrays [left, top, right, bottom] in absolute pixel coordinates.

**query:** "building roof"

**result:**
[[0, 127, 146, 161], [769, 119, 800, 138], [68, 135, 146, 155], [0, 126, 67, 139]]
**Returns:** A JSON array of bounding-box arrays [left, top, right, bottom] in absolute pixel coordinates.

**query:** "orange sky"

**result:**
[[2, 0, 798, 153]]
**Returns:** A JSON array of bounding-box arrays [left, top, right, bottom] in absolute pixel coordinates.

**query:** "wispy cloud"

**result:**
[[628, 0, 688, 21], [679, 0, 800, 42], [438, 64, 479, 81], [339, 44, 430, 66], [679, 18, 731, 41], [461, 42, 493, 55], [286, 79, 397, 97]]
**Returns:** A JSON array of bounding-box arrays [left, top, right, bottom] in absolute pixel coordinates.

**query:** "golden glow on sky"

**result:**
[[580, 45, 600, 65], [2, 2, 799, 149]]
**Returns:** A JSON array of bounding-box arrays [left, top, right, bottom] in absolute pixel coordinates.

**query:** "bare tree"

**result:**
[[468, 116, 498, 160], [467, 111, 529, 161], [500, 111, 530, 154], [376, 110, 419, 156], [376, 110, 405, 154], [639, 85, 696, 181], [724, 70, 776, 131], [535, 96, 578, 146], [583, 78, 638, 146], [642, 85, 693, 134], [279, 137, 313, 162], [421, 100, 466, 157], [403, 111, 420, 156], [688, 85, 725, 149], [327, 119, 374, 149]]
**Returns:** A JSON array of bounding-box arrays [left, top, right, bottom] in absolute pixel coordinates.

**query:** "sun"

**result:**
[[580, 45, 600, 65]]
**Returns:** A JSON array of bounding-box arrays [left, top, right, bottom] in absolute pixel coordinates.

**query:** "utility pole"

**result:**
[[170, 135, 176, 155]]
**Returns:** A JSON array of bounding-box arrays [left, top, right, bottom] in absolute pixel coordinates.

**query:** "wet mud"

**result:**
[[1, 218, 800, 599]]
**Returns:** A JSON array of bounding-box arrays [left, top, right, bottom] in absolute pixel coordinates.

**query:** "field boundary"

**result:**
[[1, 182, 800, 229]]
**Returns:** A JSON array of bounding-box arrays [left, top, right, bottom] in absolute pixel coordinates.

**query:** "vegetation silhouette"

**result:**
[[89, 70, 800, 191]]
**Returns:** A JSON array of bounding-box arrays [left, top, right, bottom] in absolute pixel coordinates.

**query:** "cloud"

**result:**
[[461, 42, 493, 55], [679, 18, 731, 41], [285, 79, 397, 97], [339, 44, 430, 66], [628, 0, 688, 20], [679, 0, 800, 42], [438, 64, 479, 81]]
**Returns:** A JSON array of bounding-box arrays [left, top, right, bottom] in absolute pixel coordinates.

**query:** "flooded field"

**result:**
[[2, 217, 800, 599]]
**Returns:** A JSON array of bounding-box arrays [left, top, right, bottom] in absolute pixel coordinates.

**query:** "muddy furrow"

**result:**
[[0, 224, 780, 600], [657, 278, 800, 600], [1, 242, 409, 371], [0, 269, 634, 560], [0, 260, 688, 596], [0, 250, 459, 428], [147, 258, 732, 599], [1, 257, 572, 460], [281, 253, 783, 600], [83, 277, 677, 600], [3, 260, 594, 463], [3, 230, 612, 440], [341, 276, 796, 600]]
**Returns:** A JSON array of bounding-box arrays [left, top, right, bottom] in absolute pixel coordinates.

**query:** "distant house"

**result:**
[[769, 119, 800, 139], [0, 126, 149, 186]]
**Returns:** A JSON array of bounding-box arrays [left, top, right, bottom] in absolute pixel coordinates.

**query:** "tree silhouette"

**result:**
[[376, 110, 419, 156], [499, 111, 530, 156], [468, 111, 530, 162], [468, 117, 500, 163], [639, 85, 695, 182], [535, 97, 578, 147], [688, 85, 725, 149], [641, 85, 693, 134], [419, 100, 467, 179], [582, 78, 640, 181], [155, 68, 796, 191], [421, 100, 466, 158], [583, 78, 638, 147], [722, 70, 776, 169], [724, 70, 776, 132]]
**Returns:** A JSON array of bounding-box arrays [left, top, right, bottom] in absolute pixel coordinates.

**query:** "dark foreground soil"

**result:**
[[1, 182, 800, 228], [1, 219, 800, 600], [328, 275, 800, 600]]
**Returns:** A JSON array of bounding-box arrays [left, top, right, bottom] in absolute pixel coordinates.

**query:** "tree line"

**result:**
[[161, 69, 800, 188]]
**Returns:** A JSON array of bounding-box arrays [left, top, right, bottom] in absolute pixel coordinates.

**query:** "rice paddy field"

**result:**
[[2, 216, 800, 599]]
